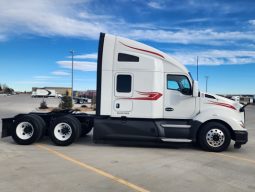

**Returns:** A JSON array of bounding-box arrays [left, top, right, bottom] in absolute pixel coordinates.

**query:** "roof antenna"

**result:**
[[196, 56, 199, 81]]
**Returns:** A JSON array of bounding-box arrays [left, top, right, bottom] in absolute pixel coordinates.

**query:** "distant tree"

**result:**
[[2, 84, 7, 90], [10, 88, 14, 94], [59, 96, 73, 109], [39, 99, 48, 109], [4, 87, 12, 94], [0, 84, 14, 94], [1, 84, 14, 94]]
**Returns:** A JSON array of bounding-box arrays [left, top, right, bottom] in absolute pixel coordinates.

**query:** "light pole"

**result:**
[[205, 76, 209, 92], [196, 56, 199, 81], [70, 50, 74, 101]]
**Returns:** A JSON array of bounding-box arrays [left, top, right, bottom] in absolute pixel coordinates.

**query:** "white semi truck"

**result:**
[[32, 89, 58, 98], [1, 33, 248, 152]]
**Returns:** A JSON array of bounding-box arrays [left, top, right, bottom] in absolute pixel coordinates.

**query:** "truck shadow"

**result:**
[[75, 135, 198, 150], [0, 134, 198, 151]]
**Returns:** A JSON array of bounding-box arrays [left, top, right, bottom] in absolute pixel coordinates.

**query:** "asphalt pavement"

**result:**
[[0, 94, 255, 192]]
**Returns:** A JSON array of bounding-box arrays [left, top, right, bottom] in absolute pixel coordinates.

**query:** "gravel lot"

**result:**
[[0, 94, 255, 192]]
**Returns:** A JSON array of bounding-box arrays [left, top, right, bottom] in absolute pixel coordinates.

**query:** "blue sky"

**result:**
[[0, 0, 255, 94]]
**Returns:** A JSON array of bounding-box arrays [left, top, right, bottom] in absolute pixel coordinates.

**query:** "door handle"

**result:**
[[116, 103, 120, 108], [165, 107, 174, 111]]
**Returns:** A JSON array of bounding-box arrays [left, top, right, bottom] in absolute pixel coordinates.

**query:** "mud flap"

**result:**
[[1, 118, 14, 138]]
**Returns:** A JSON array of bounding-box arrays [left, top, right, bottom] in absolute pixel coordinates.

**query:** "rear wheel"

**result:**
[[30, 114, 46, 140], [198, 122, 231, 152], [49, 115, 81, 146], [12, 114, 44, 145]]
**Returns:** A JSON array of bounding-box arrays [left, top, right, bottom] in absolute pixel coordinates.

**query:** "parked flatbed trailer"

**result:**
[[1, 33, 248, 152], [73, 97, 91, 104]]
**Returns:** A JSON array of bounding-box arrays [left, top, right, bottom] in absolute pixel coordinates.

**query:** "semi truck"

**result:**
[[1, 33, 248, 152], [31, 89, 60, 98]]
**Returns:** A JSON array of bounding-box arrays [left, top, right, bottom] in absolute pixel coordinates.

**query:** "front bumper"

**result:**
[[234, 130, 248, 145]]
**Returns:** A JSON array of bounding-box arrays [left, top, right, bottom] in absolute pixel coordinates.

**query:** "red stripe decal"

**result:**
[[123, 91, 162, 101], [120, 42, 165, 59], [208, 101, 236, 110]]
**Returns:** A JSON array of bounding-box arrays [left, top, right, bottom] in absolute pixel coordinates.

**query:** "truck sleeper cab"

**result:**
[[1, 33, 248, 152]]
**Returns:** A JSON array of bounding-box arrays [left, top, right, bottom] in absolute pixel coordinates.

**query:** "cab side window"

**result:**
[[116, 74, 132, 93], [167, 75, 192, 95], [167, 81, 180, 91]]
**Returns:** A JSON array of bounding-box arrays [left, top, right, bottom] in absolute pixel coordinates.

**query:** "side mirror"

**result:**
[[193, 80, 199, 97], [181, 88, 192, 95]]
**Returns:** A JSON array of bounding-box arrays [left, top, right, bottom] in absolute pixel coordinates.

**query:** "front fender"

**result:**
[[193, 108, 246, 132]]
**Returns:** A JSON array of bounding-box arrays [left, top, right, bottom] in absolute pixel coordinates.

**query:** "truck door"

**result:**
[[113, 73, 133, 114], [164, 74, 196, 119]]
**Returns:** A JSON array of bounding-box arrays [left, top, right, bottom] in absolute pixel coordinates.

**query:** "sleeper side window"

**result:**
[[116, 75, 132, 93], [118, 53, 139, 62], [167, 75, 192, 95]]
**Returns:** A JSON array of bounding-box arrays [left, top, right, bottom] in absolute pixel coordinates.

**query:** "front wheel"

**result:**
[[198, 122, 231, 152]]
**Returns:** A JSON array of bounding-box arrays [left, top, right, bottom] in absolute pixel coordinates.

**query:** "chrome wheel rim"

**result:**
[[54, 123, 72, 141], [206, 128, 225, 147], [16, 122, 34, 140]]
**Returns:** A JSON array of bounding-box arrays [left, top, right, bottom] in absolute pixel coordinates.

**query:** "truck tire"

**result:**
[[49, 115, 81, 146], [198, 122, 231, 152], [12, 114, 44, 145], [30, 114, 46, 140]]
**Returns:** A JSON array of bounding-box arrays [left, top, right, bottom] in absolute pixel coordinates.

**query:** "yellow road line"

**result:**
[[36, 144, 150, 192], [213, 152, 255, 165]]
